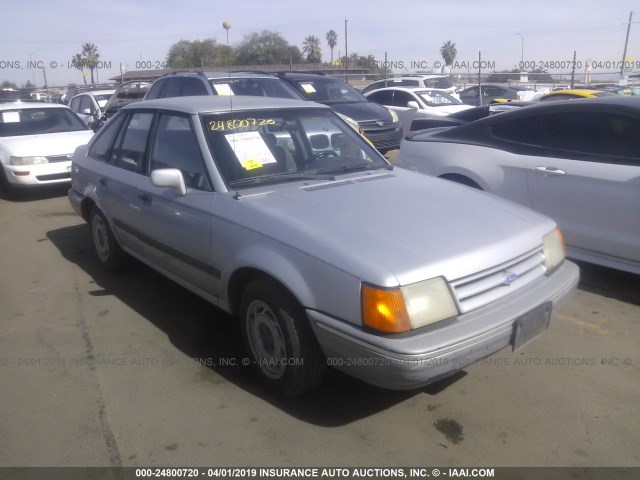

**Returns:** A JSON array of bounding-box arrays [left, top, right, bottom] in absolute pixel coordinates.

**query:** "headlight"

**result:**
[[388, 108, 399, 123], [543, 228, 566, 273], [10, 156, 48, 166], [362, 277, 458, 333]]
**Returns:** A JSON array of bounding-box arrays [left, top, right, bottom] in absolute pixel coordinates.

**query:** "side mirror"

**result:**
[[82, 108, 93, 115], [407, 101, 420, 110], [151, 168, 187, 196]]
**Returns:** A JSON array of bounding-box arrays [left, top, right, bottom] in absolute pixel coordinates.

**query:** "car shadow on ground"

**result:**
[[47, 224, 464, 426], [575, 260, 640, 306], [0, 184, 69, 202]]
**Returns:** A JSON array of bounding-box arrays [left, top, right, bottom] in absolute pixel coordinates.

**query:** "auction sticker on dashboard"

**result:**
[[300, 82, 317, 94], [2, 112, 20, 123], [225, 131, 277, 170], [212, 83, 234, 96]]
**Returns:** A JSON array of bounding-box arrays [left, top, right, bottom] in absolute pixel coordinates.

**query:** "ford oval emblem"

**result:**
[[503, 272, 519, 285]]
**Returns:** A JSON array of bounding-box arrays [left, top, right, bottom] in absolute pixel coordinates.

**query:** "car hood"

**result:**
[[223, 168, 555, 287], [328, 101, 393, 123], [0, 131, 94, 159]]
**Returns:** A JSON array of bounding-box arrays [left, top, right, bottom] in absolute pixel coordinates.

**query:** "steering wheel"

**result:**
[[312, 149, 339, 159]]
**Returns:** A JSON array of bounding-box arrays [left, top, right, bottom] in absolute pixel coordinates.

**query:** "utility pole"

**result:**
[[620, 11, 634, 80], [344, 18, 348, 83]]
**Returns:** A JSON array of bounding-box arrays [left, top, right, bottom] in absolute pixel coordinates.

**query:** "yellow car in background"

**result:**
[[539, 89, 616, 101]]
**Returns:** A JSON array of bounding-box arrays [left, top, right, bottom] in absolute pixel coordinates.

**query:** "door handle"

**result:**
[[533, 166, 566, 175], [99, 178, 108, 187], [138, 193, 152, 204]]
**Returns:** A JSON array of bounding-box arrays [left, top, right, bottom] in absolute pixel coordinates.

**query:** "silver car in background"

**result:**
[[68, 96, 579, 396], [397, 96, 640, 275]]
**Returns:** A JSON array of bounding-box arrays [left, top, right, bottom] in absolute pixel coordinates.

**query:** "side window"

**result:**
[[491, 116, 543, 146], [463, 87, 478, 97], [482, 86, 502, 97], [145, 79, 166, 100], [87, 112, 127, 162], [163, 78, 182, 98], [70, 96, 81, 112], [79, 96, 95, 114], [367, 90, 393, 105], [182, 78, 208, 96], [113, 112, 154, 172], [391, 91, 415, 107], [538, 112, 640, 161], [150, 114, 211, 190]]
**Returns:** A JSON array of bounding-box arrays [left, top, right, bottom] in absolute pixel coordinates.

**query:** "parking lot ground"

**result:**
[[0, 189, 638, 468]]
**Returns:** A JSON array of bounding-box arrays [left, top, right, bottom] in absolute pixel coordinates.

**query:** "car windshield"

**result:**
[[208, 78, 300, 99], [421, 77, 454, 89], [202, 108, 387, 188], [94, 94, 113, 107], [0, 108, 88, 136], [292, 78, 367, 104], [417, 90, 462, 106]]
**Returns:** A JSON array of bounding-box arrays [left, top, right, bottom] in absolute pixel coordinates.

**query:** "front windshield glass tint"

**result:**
[[294, 78, 366, 104], [417, 91, 461, 106], [422, 77, 454, 89], [202, 108, 386, 187], [208, 78, 300, 99], [0, 108, 88, 136]]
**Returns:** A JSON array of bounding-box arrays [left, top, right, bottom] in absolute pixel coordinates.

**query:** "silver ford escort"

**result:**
[[68, 96, 579, 396]]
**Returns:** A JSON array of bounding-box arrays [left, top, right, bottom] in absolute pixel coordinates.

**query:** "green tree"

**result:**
[[235, 30, 300, 65], [71, 53, 87, 85], [166, 38, 234, 68], [302, 35, 322, 63], [1, 80, 18, 88], [81, 43, 100, 84], [440, 41, 457, 66], [325, 30, 338, 64]]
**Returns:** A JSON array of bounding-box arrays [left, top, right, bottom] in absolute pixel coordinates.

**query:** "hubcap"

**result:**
[[246, 300, 287, 379], [92, 215, 110, 262]]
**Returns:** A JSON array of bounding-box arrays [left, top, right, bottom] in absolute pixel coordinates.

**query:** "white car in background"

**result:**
[[69, 89, 115, 125], [364, 87, 473, 135], [361, 75, 460, 100], [0, 103, 93, 195]]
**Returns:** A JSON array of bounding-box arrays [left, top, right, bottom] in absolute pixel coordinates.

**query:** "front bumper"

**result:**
[[308, 260, 579, 390], [361, 122, 403, 153], [2, 162, 71, 186]]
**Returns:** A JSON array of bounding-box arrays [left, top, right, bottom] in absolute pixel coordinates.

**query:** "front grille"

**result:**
[[450, 247, 546, 313], [46, 155, 72, 163], [358, 120, 393, 129]]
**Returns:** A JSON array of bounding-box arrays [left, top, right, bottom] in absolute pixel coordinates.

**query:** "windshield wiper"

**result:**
[[229, 171, 335, 187], [315, 162, 392, 175]]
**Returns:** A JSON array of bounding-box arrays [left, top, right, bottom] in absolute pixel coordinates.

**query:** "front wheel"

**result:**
[[240, 279, 326, 397], [90, 207, 129, 272]]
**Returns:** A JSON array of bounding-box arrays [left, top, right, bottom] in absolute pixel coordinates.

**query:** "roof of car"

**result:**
[[72, 90, 116, 98], [124, 96, 329, 115], [364, 87, 441, 94], [0, 102, 73, 111]]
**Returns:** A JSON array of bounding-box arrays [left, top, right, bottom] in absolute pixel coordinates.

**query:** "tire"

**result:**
[[90, 207, 128, 272], [240, 279, 326, 397], [0, 167, 16, 199]]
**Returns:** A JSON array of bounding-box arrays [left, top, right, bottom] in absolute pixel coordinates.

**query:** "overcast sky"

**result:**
[[0, 0, 637, 87]]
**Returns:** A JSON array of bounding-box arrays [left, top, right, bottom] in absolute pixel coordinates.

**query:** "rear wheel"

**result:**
[[90, 207, 128, 272], [240, 279, 326, 397]]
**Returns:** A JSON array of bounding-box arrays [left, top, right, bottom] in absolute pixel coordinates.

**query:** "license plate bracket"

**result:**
[[513, 302, 552, 351]]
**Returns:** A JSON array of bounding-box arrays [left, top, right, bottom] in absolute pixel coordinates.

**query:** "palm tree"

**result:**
[[302, 35, 322, 63], [325, 30, 338, 64], [81, 43, 100, 84], [440, 40, 457, 66], [71, 53, 87, 85]]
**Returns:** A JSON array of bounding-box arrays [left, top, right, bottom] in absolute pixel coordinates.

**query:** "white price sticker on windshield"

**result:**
[[2, 112, 20, 123], [300, 82, 317, 94], [225, 131, 277, 171], [213, 83, 234, 96]]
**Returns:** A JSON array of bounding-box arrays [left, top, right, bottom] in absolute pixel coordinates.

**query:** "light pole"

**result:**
[[516, 33, 524, 69]]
